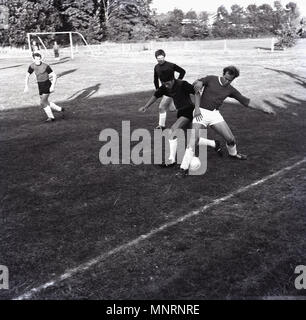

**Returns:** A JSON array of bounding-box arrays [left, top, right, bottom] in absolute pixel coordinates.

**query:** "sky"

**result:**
[[151, 0, 306, 16]]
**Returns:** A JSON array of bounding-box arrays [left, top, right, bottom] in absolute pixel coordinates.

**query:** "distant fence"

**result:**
[[0, 38, 282, 58]]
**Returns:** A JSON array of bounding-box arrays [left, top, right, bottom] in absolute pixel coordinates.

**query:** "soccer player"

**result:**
[[24, 52, 64, 122], [153, 49, 186, 130], [139, 75, 222, 166], [31, 40, 40, 53], [177, 65, 275, 177], [53, 41, 60, 60]]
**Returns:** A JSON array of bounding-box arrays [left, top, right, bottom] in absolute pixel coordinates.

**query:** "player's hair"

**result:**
[[32, 52, 42, 59], [155, 49, 166, 58], [223, 66, 240, 78]]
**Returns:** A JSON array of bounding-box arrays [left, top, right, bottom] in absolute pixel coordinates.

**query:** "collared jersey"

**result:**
[[198, 75, 250, 111], [154, 80, 195, 110], [154, 61, 185, 89], [28, 62, 53, 83]]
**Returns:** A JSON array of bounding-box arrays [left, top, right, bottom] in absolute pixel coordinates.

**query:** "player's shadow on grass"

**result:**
[[263, 95, 306, 113], [57, 69, 78, 79], [67, 83, 101, 100], [0, 64, 24, 70], [265, 67, 306, 88], [50, 57, 70, 66]]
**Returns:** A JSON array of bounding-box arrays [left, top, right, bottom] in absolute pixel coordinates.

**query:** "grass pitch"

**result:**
[[0, 38, 306, 300]]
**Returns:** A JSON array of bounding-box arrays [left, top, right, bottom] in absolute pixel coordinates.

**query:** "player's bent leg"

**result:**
[[168, 117, 190, 165], [211, 121, 247, 160], [161, 117, 190, 168], [50, 101, 63, 112], [178, 123, 202, 175], [198, 138, 223, 157]]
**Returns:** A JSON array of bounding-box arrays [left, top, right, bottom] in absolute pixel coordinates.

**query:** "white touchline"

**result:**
[[14, 157, 306, 300]]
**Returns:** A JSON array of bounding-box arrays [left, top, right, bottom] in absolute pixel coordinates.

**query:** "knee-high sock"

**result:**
[[159, 112, 166, 127], [169, 138, 177, 163], [180, 147, 194, 170], [199, 137, 216, 148], [43, 106, 55, 119], [226, 143, 237, 156], [50, 102, 62, 112]]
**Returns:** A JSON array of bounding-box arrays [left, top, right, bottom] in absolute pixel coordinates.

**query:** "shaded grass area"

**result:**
[[0, 89, 306, 299], [26, 163, 306, 300]]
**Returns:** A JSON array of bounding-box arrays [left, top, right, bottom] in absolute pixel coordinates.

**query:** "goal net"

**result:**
[[27, 31, 94, 60]]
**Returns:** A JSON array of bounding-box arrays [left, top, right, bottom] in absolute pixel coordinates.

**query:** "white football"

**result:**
[[189, 156, 201, 171]]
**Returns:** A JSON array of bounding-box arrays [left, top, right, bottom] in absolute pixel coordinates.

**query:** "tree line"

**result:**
[[0, 0, 302, 46]]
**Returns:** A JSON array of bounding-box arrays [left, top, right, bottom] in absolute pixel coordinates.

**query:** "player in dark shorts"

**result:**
[[153, 49, 186, 130], [24, 52, 64, 122], [139, 75, 222, 166], [177, 65, 275, 177]]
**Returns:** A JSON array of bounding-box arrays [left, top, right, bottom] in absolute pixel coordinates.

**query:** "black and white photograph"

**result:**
[[0, 0, 306, 306]]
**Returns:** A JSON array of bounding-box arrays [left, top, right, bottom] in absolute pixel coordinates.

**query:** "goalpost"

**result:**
[[27, 31, 93, 59]]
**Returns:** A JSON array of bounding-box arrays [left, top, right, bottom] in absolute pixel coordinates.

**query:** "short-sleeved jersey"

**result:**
[[198, 75, 250, 111], [154, 61, 186, 89], [28, 62, 53, 82], [154, 80, 195, 110]]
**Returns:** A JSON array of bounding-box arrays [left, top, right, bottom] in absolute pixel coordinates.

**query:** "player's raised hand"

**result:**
[[194, 110, 203, 121]]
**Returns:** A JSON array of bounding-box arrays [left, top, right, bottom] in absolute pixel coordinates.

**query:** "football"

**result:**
[[189, 156, 201, 171]]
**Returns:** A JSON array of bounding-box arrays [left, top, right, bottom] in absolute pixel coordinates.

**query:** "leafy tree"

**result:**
[[198, 11, 209, 23], [185, 10, 197, 20], [155, 8, 184, 39], [257, 4, 274, 34], [8, 0, 62, 47], [245, 4, 260, 37], [230, 4, 245, 25], [212, 6, 230, 38], [105, 0, 156, 41]]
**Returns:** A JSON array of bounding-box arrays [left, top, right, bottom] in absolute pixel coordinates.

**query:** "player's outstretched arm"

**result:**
[[24, 72, 30, 93], [233, 91, 276, 115], [139, 96, 158, 112]]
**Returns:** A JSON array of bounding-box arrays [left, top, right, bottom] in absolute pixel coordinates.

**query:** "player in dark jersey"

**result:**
[[24, 52, 64, 122], [153, 49, 186, 130], [139, 75, 222, 166], [177, 65, 275, 177]]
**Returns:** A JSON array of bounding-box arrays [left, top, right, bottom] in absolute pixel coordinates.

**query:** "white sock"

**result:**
[[159, 112, 166, 127], [199, 137, 216, 149], [50, 102, 62, 112], [169, 138, 177, 163], [226, 143, 237, 156], [180, 147, 194, 170], [43, 106, 55, 119]]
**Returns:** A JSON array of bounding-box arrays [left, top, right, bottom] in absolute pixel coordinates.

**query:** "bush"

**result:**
[[275, 24, 298, 48]]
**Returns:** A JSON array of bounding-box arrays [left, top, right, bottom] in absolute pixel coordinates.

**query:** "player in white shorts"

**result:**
[[177, 66, 275, 177]]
